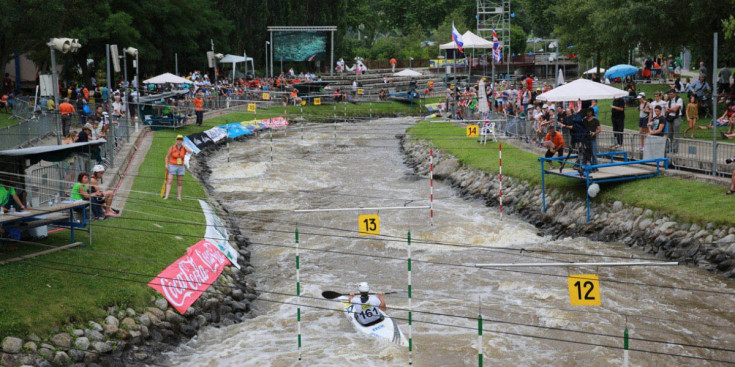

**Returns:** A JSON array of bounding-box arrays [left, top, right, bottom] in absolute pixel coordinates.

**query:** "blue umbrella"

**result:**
[[604, 64, 638, 80]]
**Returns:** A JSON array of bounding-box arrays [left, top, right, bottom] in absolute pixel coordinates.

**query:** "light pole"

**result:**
[[124, 47, 139, 128], [409, 56, 414, 69], [550, 41, 559, 86], [265, 41, 270, 78], [47, 37, 81, 144]]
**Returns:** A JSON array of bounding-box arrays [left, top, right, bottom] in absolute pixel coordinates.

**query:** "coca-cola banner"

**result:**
[[148, 240, 231, 314]]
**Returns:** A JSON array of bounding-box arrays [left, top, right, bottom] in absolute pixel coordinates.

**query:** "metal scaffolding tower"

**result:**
[[477, 0, 510, 77]]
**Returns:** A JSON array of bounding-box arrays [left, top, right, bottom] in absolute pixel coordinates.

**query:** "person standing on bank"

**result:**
[[611, 97, 625, 148], [349, 282, 386, 326], [584, 107, 601, 167], [164, 135, 192, 200], [193, 93, 205, 126], [665, 89, 683, 152]]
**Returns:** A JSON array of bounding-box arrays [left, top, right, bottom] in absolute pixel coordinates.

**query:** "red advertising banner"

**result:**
[[148, 240, 231, 314]]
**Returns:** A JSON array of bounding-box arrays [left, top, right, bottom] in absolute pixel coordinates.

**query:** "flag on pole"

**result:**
[[451, 23, 464, 53], [492, 28, 502, 62]]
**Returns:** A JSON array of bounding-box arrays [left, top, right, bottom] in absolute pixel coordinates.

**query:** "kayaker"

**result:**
[[349, 282, 386, 326]]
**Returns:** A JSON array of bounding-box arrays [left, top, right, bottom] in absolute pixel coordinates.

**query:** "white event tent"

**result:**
[[143, 73, 193, 84], [439, 30, 494, 49], [535, 78, 628, 102], [219, 54, 255, 81], [393, 69, 422, 77], [583, 67, 606, 75]]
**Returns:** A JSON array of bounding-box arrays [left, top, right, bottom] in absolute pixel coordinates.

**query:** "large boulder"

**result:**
[[2, 337, 22, 354]]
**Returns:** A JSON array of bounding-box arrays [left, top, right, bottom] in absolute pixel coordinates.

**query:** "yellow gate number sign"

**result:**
[[358, 214, 380, 236], [247, 103, 257, 112], [568, 274, 601, 306], [450, 83, 455, 89], [314, 98, 321, 105], [357, 88, 364, 95], [262, 93, 270, 100], [466, 125, 479, 138]]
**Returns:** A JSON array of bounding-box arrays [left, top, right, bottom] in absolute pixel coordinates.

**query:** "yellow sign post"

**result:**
[[466, 125, 479, 138], [262, 93, 270, 100], [357, 88, 364, 95], [568, 274, 601, 306], [358, 214, 380, 236], [314, 98, 321, 106], [247, 103, 257, 112]]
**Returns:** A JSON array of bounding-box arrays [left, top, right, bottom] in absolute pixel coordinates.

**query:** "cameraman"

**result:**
[[584, 107, 601, 167]]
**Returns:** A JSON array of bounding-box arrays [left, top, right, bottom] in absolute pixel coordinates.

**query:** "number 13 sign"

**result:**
[[568, 274, 601, 306], [358, 214, 380, 236]]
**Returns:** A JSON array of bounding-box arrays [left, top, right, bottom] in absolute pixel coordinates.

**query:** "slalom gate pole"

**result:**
[[226, 124, 230, 163], [499, 142, 503, 219], [343, 101, 347, 123], [295, 228, 302, 361], [333, 104, 337, 144], [430, 148, 434, 226], [623, 328, 629, 367], [407, 231, 413, 365], [370, 101, 373, 119], [270, 118, 273, 162], [300, 104, 304, 141], [478, 299, 483, 367]]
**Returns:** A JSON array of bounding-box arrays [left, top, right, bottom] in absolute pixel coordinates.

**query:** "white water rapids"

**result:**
[[164, 118, 735, 366]]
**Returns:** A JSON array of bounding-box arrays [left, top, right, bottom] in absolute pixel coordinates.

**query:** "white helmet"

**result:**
[[358, 282, 370, 293], [92, 165, 105, 173]]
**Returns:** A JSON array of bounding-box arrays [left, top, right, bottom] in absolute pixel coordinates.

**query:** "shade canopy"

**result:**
[[219, 54, 254, 64], [0, 140, 107, 166], [439, 30, 494, 50], [393, 69, 422, 77], [604, 64, 639, 80], [583, 67, 606, 75], [535, 78, 628, 102], [143, 73, 193, 84]]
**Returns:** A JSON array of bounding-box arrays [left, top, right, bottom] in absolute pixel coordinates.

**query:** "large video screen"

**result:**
[[273, 31, 327, 62]]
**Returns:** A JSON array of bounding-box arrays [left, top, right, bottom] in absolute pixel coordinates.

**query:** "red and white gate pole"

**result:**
[[499, 142, 503, 219], [430, 148, 434, 226]]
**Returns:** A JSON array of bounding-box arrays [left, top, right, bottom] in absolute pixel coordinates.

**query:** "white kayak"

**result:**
[[338, 296, 409, 347]]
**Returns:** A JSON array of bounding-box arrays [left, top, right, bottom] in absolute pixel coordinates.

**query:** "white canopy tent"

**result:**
[[218, 54, 255, 81], [393, 69, 422, 77], [583, 67, 606, 75], [143, 73, 193, 84], [439, 30, 494, 49], [535, 78, 628, 102]]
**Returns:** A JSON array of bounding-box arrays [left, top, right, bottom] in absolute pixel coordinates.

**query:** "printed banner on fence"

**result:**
[[204, 127, 228, 143], [264, 116, 289, 129], [199, 200, 240, 269], [182, 137, 201, 155], [429, 58, 467, 68], [186, 132, 215, 150], [148, 240, 231, 314], [219, 123, 253, 139]]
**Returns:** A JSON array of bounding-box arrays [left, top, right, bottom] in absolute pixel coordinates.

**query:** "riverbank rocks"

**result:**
[[2, 337, 23, 354], [400, 136, 735, 278], [50, 332, 72, 348]]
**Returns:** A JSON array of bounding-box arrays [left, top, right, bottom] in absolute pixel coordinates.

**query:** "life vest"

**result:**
[[350, 295, 383, 326], [169, 145, 187, 165]]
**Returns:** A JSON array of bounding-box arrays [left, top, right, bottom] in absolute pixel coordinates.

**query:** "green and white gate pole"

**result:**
[[478, 302, 483, 367], [370, 101, 373, 119], [296, 228, 302, 361], [269, 118, 273, 162], [333, 104, 337, 144], [407, 231, 413, 365], [623, 328, 629, 367], [226, 123, 230, 163]]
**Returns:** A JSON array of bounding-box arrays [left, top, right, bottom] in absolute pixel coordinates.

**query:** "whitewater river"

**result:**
[[165, 118, 735, 366]]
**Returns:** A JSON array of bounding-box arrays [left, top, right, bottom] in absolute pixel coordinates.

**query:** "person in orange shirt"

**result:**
[[390, 57, 397, 72], [163, 135, 193, 200], [290, 89, 301, 105], [83, 86, 90, 100], [58, 98, 76, 136], [193, 93, 205, 126], [543, 126, 565, 169]]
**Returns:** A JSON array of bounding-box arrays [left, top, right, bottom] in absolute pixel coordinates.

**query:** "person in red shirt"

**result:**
[[526, 75, 533, 91], [390, 57, 397, 72], [543, 126, 565, 169]]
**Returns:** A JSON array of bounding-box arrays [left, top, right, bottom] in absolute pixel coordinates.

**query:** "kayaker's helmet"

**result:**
[[358, 282, 370, 293]]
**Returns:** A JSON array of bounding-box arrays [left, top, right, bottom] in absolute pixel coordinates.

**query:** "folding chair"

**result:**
[[479, 121, 496, 144]]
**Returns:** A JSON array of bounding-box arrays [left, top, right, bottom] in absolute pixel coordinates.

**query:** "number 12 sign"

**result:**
[[358, 214, 380, 236], [568, 274, 601, 306]]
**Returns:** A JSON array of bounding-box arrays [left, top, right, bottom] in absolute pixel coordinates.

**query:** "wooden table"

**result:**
[[0, 201, 91, 245]]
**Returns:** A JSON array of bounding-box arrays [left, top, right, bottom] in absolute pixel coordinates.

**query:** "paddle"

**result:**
[[322, 290, 407, 300], [160, 168, 168, 198]]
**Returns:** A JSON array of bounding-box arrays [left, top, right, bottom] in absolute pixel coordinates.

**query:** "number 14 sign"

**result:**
[[568, 274, 601, 306]]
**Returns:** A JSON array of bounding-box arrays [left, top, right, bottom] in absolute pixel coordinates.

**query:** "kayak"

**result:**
[[337, 296, 409, 347]]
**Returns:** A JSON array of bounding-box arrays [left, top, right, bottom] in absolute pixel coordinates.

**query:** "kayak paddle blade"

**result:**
[[321, 290, 343, 299]]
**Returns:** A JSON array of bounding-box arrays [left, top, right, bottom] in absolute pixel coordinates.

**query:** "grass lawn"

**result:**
[[408, 121, 735, 226], [0, 119, 225, 337], [595, 84, 730, 141], [0, 111, 17, 128]]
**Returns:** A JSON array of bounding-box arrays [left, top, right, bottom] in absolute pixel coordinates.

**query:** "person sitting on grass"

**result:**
[[543, 126, 565, 170]]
